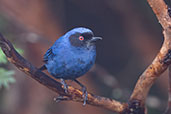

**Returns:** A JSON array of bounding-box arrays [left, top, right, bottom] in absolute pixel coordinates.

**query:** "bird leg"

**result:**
[[39, 66, 69, 94], [74, 79, 88, 106], [60, 78, 68, 93], [54, 79, 69, 103]]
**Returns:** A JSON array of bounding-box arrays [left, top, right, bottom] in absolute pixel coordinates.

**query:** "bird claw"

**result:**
[[63, 85, 68, 93], [60, 79, 68, 93], [54, 96, 70, 103], [73, 79, 88, 106], [81, 86, 88, 106]]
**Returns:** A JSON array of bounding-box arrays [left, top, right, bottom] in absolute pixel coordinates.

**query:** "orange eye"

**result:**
[[79, 36, 84, 41]]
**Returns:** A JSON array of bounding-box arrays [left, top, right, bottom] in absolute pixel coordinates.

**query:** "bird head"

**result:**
[[65, 27, 102, 49]]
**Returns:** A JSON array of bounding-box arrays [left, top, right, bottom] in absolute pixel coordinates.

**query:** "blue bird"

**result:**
[[39, 27, 102, 105]]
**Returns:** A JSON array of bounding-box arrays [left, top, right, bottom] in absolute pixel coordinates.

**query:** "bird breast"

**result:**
[[46, 46, 96, 79]]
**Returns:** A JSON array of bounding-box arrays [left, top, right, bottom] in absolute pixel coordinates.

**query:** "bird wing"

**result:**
[[43, 37, 62, 63], [43, 48, 54, 63]]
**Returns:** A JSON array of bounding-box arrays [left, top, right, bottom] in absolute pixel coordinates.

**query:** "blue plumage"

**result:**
[[40, 27, 102, 105]]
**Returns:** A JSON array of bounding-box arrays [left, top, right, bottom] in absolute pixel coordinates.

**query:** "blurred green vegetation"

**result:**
[[0, 45, 24, 88], [0, 14, 24, 89]]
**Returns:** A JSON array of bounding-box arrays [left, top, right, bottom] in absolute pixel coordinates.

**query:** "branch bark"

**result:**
[[0, 33, 125, 113]]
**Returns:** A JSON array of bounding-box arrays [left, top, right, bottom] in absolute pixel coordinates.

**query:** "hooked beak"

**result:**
[[90, 37, 102, 43]]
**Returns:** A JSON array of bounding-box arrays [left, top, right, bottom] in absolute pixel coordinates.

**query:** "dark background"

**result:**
[[0, 0, 169, 114]]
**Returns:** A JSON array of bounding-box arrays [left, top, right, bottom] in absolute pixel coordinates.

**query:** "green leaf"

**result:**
[[0, 49, 7, 64], [0, 68, 16, 89], [15, 47, 24, 55], [0, 47, 24, 64]]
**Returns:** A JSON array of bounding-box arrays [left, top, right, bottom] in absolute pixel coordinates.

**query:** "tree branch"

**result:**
[[127, 0, 171, 113], [0, 33, 125, 113], [130, 28, 171, 103]]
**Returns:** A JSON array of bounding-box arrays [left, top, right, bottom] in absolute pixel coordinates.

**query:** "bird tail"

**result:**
[[39, 65, 47, 71]]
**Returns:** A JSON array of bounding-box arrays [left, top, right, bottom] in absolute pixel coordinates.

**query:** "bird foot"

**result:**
[[81, 86, 88, 106], [54, 96, 70, 103]]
